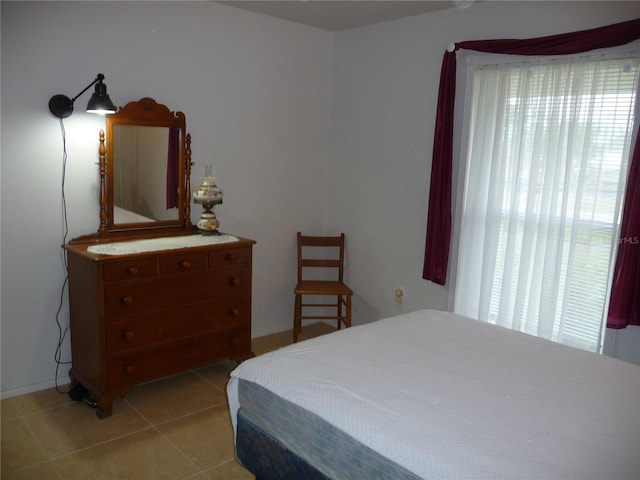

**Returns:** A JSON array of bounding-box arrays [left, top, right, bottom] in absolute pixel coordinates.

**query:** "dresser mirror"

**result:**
[[98, 97, 192, 239]]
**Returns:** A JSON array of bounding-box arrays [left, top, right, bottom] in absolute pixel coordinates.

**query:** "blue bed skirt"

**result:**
[[236, 408, 332, 480]]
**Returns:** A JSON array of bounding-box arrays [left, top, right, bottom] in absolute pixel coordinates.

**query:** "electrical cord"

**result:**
[[54, 118, 72, 393]]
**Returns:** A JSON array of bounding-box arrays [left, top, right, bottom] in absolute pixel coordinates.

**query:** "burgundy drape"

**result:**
[[423, 51, 457, 286], [423, 20, 640, 323], [607, 132, 640, 329], [166, 127, 179, 209]]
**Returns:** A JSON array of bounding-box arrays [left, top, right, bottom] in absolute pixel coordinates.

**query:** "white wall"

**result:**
[[2, 1, 639, 398], [327, 1, 640, 361], [1, 1, 334, 397]]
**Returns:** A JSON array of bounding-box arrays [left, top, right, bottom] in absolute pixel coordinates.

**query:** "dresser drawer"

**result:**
[[103, 257, 158, 283], [107, 328, 251, 387], [104, 267, 250, 318], [106, 296, 250, 353], [159, 251, 208, 275], [209, 246, 251, 267]]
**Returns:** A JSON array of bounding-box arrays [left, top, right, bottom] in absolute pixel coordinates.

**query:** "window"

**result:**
[[453, 51, 640, 352]]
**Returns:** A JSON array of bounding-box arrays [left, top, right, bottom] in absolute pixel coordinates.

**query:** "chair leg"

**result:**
[[345, 295, 352, 329], [337, 295, 342, 330], [293, 294, 301, 342]]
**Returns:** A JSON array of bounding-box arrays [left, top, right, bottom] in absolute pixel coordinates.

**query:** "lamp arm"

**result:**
[[70, 74, 104, 103]]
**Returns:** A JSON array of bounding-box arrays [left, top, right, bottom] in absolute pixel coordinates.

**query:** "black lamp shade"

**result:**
[[86, 81, 116, 114]]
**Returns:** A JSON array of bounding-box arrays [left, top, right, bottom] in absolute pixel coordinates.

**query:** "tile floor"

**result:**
[[1, 323, 336, 480]]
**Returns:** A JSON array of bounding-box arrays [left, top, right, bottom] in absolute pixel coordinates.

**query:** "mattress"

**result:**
[[227, 309, 640, 479], [236, 379, 421, 479]]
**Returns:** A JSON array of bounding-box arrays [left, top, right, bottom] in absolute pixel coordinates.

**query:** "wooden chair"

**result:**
[[293, 232, 353, 342]]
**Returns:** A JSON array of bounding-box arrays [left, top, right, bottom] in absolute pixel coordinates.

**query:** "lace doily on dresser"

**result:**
[[87, 234, 239, 255]]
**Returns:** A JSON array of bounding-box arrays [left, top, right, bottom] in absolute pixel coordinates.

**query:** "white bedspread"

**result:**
[[228, 309, 640, 479]]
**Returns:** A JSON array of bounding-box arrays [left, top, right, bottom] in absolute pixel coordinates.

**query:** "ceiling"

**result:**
[[216, 1, 463, 32]]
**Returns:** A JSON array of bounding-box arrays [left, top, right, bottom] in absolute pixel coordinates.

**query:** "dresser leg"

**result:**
[[96, 396, 114, 419]]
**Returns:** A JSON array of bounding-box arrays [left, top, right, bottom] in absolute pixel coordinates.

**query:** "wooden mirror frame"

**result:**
[[97, 97, 193, 240]]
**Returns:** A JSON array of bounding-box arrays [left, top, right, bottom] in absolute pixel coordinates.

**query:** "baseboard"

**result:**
[[1, 376, 70, 400]]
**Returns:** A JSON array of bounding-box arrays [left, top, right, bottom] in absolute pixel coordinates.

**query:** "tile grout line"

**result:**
[[124, 395, 235, 477], [151, 423, 207, 479], [1, 391, 76, 422], [191, 367, 231, 393], [46, 424, 158, 463], [23, 399, 155, 464], [153, 428, 211, 479], [20, 415, 52, 462]]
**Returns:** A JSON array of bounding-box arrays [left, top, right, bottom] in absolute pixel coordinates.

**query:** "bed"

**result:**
[[113, 205, 155, 223], [227, 309, 640, 479]]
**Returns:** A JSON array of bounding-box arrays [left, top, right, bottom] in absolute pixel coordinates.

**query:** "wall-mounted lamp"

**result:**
[[48, 73, 116, 118]]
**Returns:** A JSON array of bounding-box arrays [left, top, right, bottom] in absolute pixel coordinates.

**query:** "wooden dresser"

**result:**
[[63, 235, 255, 418]]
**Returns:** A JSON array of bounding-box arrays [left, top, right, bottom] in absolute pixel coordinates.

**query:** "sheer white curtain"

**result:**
[[454, 52, 640, 352]]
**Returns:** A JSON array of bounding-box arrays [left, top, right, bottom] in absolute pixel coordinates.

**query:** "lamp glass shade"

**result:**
[[86, 82, 116, 114]]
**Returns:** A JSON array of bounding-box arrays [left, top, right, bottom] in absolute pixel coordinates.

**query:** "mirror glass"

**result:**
[[112, 125, 180, 223], [102, 97, 192, 236]]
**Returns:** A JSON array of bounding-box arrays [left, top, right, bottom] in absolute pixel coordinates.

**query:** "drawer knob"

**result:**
[[229, 277, 241, 287], [225, 253, 235, 262], [127, 266, 139, 275], [230, 307, 240, 317], [181, 260, 191, 269], [121, 296, 133, 305], [123, 330, 134, 341], [124, 363, 135, 374]]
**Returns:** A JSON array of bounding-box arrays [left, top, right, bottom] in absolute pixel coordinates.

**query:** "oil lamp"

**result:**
[[193, 166, 223, 235]]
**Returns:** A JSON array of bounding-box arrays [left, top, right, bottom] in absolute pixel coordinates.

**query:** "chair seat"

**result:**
[[295, 280, 353, 296]]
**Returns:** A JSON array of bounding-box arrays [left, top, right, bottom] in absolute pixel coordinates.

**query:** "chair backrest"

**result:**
[[297, 232, 345, 283]]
